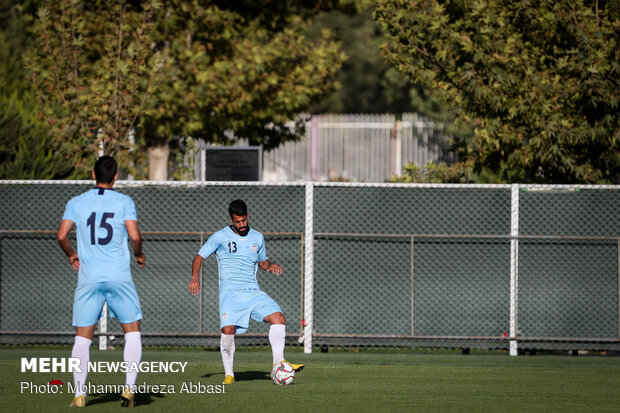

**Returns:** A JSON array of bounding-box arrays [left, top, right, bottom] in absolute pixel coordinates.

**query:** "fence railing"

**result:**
[[1, 181, 618, 355]]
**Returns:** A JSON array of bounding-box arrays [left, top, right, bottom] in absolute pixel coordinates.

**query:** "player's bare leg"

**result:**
[[221, 325, 236, 384], [264, 312, 304, 372], [120, 321, 141, 407], [70, 325, 95, 407]]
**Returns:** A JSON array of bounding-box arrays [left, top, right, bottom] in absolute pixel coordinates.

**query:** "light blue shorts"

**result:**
[[219, 289, 281, 334], [73, 281, 142, 327]]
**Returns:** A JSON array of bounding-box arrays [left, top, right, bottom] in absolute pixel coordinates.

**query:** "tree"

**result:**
[[375, 0, 620, 183], [25, 0, 162, 177], [0, 92, 74, 179], [0, 1, 75, 179], [388, 160, 476, 183], [24, 0, 346, 180], [305, 6, 473, 169], [142, 0, 345, 179], [307, 10, 411, 113]]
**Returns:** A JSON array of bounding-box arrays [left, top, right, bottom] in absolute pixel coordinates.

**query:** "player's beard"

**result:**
[[237, 225, 250, 236]]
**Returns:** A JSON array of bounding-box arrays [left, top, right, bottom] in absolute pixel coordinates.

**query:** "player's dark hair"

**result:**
[[94, 155, 118, 184], [229, 199, 248, 217]]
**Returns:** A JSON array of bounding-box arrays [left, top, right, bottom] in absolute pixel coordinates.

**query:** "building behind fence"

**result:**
[[195, 113, 449, 182], [0, 181, 618, 355]]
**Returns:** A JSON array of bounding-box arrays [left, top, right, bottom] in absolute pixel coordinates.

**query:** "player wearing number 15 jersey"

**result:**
[[57, 155, 145, 408], [189, 199, 304, 385]]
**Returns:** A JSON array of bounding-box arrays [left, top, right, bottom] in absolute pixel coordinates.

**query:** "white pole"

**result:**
[[391, 121, 402, 177], [97, 131, 108, 350], [310, 117, 319, 181], [410, 235, 415, 336], [99, 303, 108, 350], [200, 149, 206, 181], [303, 182, 314, 353], [98, 128, 104, 157], [509, 184, 520, 356]]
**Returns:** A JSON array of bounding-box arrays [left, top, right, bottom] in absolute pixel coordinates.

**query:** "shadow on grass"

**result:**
[[86, 391, 165, 407], [201, 370, 270, 381]]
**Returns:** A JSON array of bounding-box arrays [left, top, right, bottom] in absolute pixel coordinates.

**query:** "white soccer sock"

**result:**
[[220, 334, 235, 377], [71, 336, 92, 398], [269, 324, 286, 364], [124, 331, 142, 389]]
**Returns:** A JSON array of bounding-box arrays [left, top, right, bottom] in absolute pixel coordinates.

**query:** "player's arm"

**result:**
[[258, 259, 282, 275], [57, 219, 80, 270], [125, 220, 146, 267], [189, 255, 204, 295]]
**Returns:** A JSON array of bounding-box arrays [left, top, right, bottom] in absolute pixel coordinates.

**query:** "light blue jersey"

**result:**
[[198, 225, 280, 333], [62, 187, 137, 285], [197, 226, 268, 291]]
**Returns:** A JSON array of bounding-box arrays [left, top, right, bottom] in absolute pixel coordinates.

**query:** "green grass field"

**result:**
[[1, 346, 619, 413]]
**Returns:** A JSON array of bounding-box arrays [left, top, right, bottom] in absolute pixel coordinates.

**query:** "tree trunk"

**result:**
[[148, 138, 170, 181]]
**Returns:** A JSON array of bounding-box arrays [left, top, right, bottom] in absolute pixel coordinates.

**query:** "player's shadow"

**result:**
[[86, 391, 164, 407], [201, 370, 270, 381]]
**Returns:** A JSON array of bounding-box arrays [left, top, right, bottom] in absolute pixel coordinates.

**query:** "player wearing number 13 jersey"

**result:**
[[190, 199, 304, 385], [57, 155, 145, 408], [200, 224, 267, 292]]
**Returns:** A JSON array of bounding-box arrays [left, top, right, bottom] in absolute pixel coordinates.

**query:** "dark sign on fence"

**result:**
[[202, 146, 262, 181]]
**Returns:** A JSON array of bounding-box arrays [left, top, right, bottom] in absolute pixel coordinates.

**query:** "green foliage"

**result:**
[[375, 0, 620, 183], [0, 2, 32, 96], [145, 1, 345, 150], [25, 0, 162, 175], [0, 92, 74, 179], [23, 1, 345, 179], [307, 8, 473, 145], [307, 11, 410, 113], [0, 2, 76, 179], [306, 7, 473, 170], [389, 161, 476, 183]]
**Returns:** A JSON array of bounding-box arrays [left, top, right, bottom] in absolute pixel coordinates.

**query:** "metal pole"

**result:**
[[300, 233, 304, 338], [303, 182, 314, 353], [310, 116, 319, 181], [200, 149, 206, 181], [411, 235, 415, 336], [391, 121, 402, 177], [99, 303, 108, 350], [199, 233, 204, 333], [510, 185, 520, 356]]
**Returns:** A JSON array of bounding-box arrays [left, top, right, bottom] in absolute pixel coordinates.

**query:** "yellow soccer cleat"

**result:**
[[69, 395, 85, 407], [120, 388, 134, 408], [276, 360, 305, 372], [222, 375, 235, 384]]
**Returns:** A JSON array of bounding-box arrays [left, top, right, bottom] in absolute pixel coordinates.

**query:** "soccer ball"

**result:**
[[271, 361, 295, 385]]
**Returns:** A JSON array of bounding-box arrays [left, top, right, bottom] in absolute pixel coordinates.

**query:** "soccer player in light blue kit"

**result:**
[[57, 156, 145, 408], [189, 199, 304, 384]]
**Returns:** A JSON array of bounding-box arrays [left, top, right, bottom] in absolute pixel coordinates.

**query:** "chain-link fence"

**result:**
[[1, 181, 618, 353]]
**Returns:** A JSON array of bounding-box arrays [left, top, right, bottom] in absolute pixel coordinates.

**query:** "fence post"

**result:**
[[310, 116, 319, 181], [98, 303, 108, 350], [199, 233, 204, 333], [391, 121, 402, 177], [410, 235, 415, 336], [509, 184, 520, 356], [303, 182, 314, 353]]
